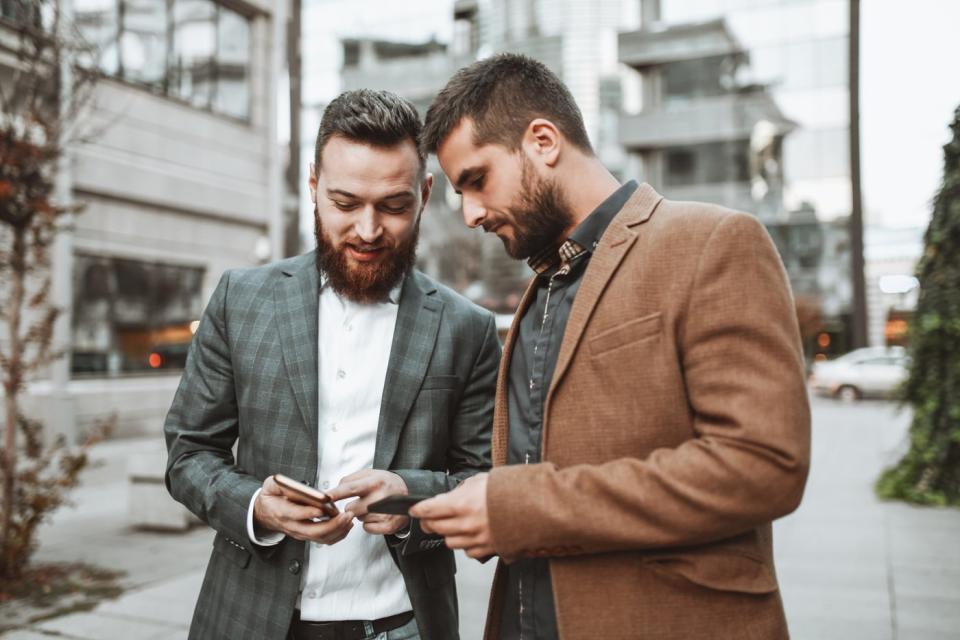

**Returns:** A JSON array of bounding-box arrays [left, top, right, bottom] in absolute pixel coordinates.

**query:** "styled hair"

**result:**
[[421, 53, 593, 155], [314, 89, 425, 173]]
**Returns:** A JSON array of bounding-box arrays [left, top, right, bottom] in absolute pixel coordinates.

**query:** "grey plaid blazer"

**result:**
[[164, 252, 500, 640]]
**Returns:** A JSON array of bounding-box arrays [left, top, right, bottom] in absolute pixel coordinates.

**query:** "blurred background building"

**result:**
[[5, 0, 951, 442], [300, 0, 865, 354], [3, 0, 288, 439]]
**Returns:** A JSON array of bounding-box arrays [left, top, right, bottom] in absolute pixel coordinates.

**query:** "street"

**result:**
[[2, 395, 959, 639]]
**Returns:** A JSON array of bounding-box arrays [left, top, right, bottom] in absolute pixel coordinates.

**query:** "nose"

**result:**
[[354, 206, 383, 244], [461, 193, 486, 229]]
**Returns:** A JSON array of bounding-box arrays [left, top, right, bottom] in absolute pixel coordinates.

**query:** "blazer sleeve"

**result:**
[[486, 212, 811, 562], [393, 312, 500, 555], [164, 270, 268, 557]]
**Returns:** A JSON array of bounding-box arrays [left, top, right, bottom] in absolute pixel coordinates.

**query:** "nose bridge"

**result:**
[[461, 193, 485, 228], [354, 204, 382, 241]]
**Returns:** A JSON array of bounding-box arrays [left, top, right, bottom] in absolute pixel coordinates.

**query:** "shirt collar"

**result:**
[[526, 180, 639, 276], [319, 272, 403, 305]]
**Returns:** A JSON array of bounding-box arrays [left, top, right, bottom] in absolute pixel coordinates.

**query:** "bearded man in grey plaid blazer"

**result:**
[[165, 90, 500, 640]]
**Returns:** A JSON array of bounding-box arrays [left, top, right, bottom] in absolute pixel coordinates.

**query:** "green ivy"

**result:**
[[876, 104, 960, 507]]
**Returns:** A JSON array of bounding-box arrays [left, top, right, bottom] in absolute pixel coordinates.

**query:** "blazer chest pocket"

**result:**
[[213, 533, 251, 569], [588, 312, 662, 357], [420, 375, 460, 391]]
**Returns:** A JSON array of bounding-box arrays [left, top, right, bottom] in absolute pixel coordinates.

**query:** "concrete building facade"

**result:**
[[619, 0, 855, 356], [1, 0, 287, 440]]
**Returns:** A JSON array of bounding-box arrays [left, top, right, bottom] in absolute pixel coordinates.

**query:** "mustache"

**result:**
[[346, 241, 390, 251]]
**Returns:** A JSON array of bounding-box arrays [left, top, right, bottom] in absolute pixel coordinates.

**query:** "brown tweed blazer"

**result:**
[[484, 184, 811, 640]]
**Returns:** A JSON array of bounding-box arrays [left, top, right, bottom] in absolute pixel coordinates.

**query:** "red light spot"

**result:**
[[149, 353, 163, 368]]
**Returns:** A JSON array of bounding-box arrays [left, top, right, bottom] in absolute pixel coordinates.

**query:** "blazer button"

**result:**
[[288, 559, 302, 575]]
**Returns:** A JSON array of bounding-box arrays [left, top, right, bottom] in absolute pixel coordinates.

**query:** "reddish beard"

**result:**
[[313, 211, 420, 303]]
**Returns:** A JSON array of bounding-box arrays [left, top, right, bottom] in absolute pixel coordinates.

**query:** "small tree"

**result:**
[[0, 1, 106, 580], [877, 104, 960, 506]]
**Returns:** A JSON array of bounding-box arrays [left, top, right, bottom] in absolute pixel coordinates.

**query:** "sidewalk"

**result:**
[[2, 397, 959, 639], [774, 399, 960, 640]]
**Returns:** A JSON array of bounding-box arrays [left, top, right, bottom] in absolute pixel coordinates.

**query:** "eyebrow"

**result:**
[[454, 166, 485, 193], [326, 188, 415, 200]]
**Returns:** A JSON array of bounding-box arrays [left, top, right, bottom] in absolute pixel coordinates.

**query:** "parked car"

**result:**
[[810, 346, 910, 401]]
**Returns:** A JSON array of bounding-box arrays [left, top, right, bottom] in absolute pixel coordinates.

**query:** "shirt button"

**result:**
[[321, 481, 330, 489], [307, 590, 318, 599], [529, 379, 535, 391], [337, 369, 346, 380], [330, 423, 338, 432], [288, 559, 302, 575]]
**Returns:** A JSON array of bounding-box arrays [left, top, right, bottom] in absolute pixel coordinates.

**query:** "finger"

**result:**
[[358, 511, 387, 524], [326, 479, 369, 502], [275, 497, 327, 521], [442, 534, 483, 550], [409, 495, 459, 520], [324, 527, 352, 545], [270, 498, 327, 523], [363, 518, 400, 535], [344, 498, 368, 518], [261, 475, 284, 496], [465, 545, 496, 560], [300, 513, 354, 542], [416, 517, 475, 538]]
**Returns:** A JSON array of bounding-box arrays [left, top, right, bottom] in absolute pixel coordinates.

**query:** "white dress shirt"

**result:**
[[246, 279, 411, 621]]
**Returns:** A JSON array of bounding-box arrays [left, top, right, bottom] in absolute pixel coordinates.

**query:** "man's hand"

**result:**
[[254, 475, 354, 544], [409, 473, 493, 559], [326, 469, 409, 536]]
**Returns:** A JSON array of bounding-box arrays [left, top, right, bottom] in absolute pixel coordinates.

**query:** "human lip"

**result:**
[[346, 245, 387, 262]]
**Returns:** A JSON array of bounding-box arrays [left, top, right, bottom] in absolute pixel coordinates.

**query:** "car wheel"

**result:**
[[837, 385, 861, 402]]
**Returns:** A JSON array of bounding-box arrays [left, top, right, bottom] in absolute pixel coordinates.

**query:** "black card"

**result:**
[[367, 494, 431, 515]]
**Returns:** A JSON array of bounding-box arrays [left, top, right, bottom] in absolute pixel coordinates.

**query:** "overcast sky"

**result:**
[[300, 0, 960, 232], [860, 0, 960, 229]]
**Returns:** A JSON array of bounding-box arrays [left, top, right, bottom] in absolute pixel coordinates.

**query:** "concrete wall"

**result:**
[[3, 1, 285, 442]]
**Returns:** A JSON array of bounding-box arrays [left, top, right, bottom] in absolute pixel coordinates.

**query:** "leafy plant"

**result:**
[[877, 105, 960, 506]]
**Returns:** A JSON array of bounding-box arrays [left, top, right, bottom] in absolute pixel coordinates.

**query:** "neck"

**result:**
[[559, 156, 622, 238]]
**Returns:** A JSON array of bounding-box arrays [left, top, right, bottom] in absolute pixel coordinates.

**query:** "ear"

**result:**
[[419, 173, 434, 214], [522, 118, 562, 168], [308, 162, 318, 203]]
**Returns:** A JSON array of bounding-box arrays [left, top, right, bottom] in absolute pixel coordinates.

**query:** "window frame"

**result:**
[[73, 0, 254, 123]]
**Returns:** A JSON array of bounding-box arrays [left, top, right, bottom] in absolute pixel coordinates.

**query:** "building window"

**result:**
[[71, 255, 205, 376], [0, 0, 42, 28], [661, 54, 741, 106], [664, 140, 751, 187], [74, 0, 251, 120]]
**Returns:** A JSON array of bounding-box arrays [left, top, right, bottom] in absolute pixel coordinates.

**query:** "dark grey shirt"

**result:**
[[499, 181, 638, 640]]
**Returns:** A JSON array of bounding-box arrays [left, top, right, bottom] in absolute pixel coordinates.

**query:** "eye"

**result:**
[[380, 204, 409, 214], [332, 201, 357, 211], [471, 175, 485, 190]]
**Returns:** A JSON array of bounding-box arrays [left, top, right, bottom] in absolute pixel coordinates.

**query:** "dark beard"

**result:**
[[503, 158, 576, 260], [313, 209, 419, 303]]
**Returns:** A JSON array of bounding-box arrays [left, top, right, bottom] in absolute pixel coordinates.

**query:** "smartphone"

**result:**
[[367, 494, 431, 515], [273, 474, 339, 517]]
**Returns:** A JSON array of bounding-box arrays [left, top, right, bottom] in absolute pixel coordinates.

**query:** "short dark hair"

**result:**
[[422, 53, 593, 156], [314, 89, 425, 174]]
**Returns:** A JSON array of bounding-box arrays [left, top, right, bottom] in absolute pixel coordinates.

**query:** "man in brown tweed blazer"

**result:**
[[411, 54, 811, 639]]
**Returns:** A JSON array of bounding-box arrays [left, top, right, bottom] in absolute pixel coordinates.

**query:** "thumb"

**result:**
[[261, 475, 283, 496]]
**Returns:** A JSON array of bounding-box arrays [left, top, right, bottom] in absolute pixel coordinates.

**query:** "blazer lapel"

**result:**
[[543, 184, 664, 434], [373, 271, 443, 470], [492, 277, 540, 467], [275, 254, 320, 444]]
